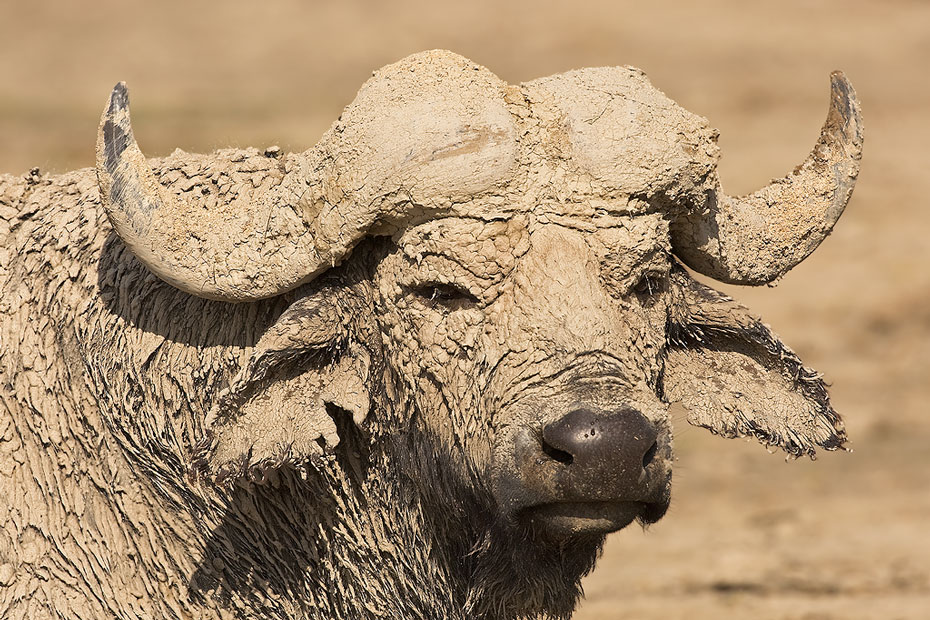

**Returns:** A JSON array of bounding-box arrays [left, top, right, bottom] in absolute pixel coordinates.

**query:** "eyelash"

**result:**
[[633, 272, 666, 297], [412, 282, 480, 309]]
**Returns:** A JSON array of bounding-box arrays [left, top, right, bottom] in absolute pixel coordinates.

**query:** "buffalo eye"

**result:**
[[633, 271, 666, 298], [412, 282, 480, 310]]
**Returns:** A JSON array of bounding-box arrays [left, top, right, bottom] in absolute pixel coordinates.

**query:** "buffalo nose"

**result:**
[[541, 407, 659, 489]]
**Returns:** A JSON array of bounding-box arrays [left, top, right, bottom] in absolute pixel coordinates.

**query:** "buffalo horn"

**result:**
[[670, 72, 863, 285]]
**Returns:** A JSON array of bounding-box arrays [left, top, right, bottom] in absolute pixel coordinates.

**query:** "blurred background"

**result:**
[[2, 1, 927, 617]]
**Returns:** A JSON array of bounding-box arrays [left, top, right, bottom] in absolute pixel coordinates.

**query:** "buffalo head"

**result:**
[[96, 51, 859, 541]]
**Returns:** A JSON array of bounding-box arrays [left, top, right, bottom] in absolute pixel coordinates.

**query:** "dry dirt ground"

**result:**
[[2, 1, 928, 618]]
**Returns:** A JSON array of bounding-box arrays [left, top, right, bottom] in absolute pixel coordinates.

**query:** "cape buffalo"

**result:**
[[0, 50, 860, 619]]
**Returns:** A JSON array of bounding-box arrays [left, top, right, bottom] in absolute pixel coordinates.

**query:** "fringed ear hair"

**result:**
[[663, 265, 846, 458]]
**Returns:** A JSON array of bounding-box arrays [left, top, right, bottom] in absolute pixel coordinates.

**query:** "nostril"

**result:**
[[642, 440, 658, 469], [541, 439, 574, 465]]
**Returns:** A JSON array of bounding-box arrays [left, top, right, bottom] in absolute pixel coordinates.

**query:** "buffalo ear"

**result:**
[[662, 266, 847, 457], [193, 286, 373, 486]]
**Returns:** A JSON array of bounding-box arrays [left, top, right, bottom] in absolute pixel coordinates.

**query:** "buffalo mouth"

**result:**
[[519, 496, 670, 536]]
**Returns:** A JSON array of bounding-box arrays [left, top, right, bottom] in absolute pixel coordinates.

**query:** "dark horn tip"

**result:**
[[828, 71, 853, 108], [826, 71, 863, 148], [107, 81, 130, 116], [101, 81, 136, 174]]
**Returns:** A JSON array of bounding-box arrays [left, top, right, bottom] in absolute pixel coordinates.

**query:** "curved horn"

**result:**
[[671, 72, 863, 285], [96, 51, 516, 302], [96, 82, 330, 301]]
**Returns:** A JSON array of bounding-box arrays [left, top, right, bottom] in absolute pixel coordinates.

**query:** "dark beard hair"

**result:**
[[388, 426, 605, 620]]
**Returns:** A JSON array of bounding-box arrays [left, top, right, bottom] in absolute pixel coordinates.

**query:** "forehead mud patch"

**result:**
[[399, 216, 529, 269]]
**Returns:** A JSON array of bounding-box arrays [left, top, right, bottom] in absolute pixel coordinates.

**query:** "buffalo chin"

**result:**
[[521, 500, 667, 536]]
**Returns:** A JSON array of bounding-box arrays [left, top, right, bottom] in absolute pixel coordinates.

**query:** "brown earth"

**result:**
[[2, 1, 928, 618]]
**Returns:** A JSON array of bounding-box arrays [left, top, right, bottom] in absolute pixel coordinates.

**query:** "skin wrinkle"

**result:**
[[403, 253, 497, 295]]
